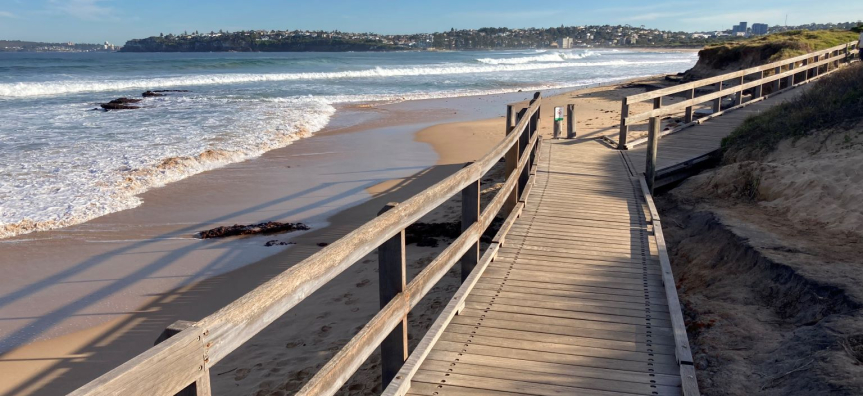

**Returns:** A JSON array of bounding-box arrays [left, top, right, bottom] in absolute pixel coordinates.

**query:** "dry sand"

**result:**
[[657, 122, 863, 395], [0, 77, 670, 396]]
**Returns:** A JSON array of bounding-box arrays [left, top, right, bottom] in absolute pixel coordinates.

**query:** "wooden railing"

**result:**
[[617, 40, 860, 151], [68, 94, 544, 396]]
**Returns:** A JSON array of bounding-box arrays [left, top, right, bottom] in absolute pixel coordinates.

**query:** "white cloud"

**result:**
[[49, 0, 118, 21], [0, 11, 20, 19]]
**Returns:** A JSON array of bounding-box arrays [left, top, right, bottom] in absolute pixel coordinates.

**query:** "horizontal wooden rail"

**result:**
[[297, 114, 542, 396], [617, 41, 859, 149], [626, 49, 853, 125], [69, 95, 543, 396], [627, 42, 857, 102]]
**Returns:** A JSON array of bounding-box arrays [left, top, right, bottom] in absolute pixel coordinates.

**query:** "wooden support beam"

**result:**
[[531, 92, 541, 131], [683, 89, 694, 123], [516, 108, 529, 196], [503, 109, 521, 215], [711, 81, 722, 113], [377, 203, 408, 389], [772, 67, 781, 92], [505, 105, 514, 134], [645, 116, 660, 194], [735, 76, 744, 106], [566, 104, 576, 139], [786, 61, 796, 87], [154, 321, 211, 396], [753, 71, 764, 99], [618, 97, 629, 149], [460, 172, 480, 282]]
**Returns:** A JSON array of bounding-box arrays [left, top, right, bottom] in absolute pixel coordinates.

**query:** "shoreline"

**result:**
[[0, 74, 672, 395], [0, 87, 539, 396]]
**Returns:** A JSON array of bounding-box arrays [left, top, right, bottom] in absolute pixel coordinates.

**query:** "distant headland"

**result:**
[[120, 22, 861, 52]]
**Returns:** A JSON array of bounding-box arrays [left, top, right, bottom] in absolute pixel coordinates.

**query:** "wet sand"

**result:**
[[0, 76, 666, 395]]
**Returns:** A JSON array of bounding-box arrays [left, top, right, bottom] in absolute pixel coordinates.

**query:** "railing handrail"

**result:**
[[626, 41, 857, 102], [618, 40, 859, 149], [626, 48, 855, 124], [69, 95, 544, 396]]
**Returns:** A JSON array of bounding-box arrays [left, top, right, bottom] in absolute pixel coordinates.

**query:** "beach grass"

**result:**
[[701, 30, 860, 69], [722, 62, 863, 160]]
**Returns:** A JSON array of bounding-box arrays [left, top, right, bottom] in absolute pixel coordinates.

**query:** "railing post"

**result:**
[[801, 58, 809, 81], [753, 71, 764, 99], [505, 105, 514, 133], [735, 76, 744, 106], [517, 108, 529, 198], [786, 61, 796, 87], [377, 203, 407, 389], [566, 103, 576, 138], [503, 108, 521, 215], [645, 116, 660, 194], [813, 56, 820, 78], [684, 88, 694, 123], [532, 92, 541, 132], [618, 97, 629, 149], [460, 170, 480, 282], [154, 321, 211, 396], [773, 67, 781, 93], [712, 81, 722, 113]]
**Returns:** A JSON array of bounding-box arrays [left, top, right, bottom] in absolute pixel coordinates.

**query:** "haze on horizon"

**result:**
[[1, 0, 861, 46]]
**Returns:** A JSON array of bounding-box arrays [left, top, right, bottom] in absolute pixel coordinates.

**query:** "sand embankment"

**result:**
[[655, 75, 863, 394]]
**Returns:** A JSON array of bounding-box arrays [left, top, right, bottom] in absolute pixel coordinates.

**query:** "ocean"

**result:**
[[0, 49, 697, 239]]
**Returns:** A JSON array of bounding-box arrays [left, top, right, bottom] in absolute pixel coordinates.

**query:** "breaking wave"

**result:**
[[476, 50, 599, 65], [1, 57, 691, 98], [0, 97, 335, 239]]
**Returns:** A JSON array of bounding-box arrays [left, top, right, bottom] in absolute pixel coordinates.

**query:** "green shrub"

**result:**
[[701, 30, 860, 68], [722, 62, 863, 160]]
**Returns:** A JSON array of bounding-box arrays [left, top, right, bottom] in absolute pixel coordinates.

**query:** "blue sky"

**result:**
[[1, 0, 861, 45]]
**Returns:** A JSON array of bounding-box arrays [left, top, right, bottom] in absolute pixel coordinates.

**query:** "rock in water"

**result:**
[[109, 98, 142, 104], [142, 89, 189, 97], [197, 222, 310, 239], [100, 102, 139, 110], [99, 97, 143, 110]]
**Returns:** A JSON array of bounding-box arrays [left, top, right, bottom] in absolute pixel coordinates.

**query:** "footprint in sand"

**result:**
[[285, 340, 305, 349], [234, 368, 251, 381], [355, 279, 370, 288]]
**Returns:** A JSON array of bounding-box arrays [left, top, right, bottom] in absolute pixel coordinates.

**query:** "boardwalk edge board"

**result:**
[[637, 175, 700, 396]]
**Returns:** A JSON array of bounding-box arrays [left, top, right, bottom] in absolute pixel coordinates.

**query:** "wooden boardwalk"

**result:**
[[403, 139, 688, 395], [68, 45, 859, 396], [624, 84, 810, 183]]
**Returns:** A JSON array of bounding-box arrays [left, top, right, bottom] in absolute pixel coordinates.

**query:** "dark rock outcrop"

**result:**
[[142, 90, 188, 97], [99, 97, 143, 110], [197, 222, 310, 239]]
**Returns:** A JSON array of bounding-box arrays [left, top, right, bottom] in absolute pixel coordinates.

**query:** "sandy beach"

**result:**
[[0, 76, 669, 396]]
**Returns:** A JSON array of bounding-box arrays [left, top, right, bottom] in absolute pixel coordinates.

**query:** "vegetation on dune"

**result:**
[[722, 62, 863, 160], [698, 30, 860, 69]]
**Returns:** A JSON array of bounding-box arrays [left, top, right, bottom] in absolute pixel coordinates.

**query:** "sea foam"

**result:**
[[0, 58, 692, 98]]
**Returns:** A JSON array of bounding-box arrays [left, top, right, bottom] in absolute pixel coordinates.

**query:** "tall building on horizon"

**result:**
[[752, 23, 768, 35]]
